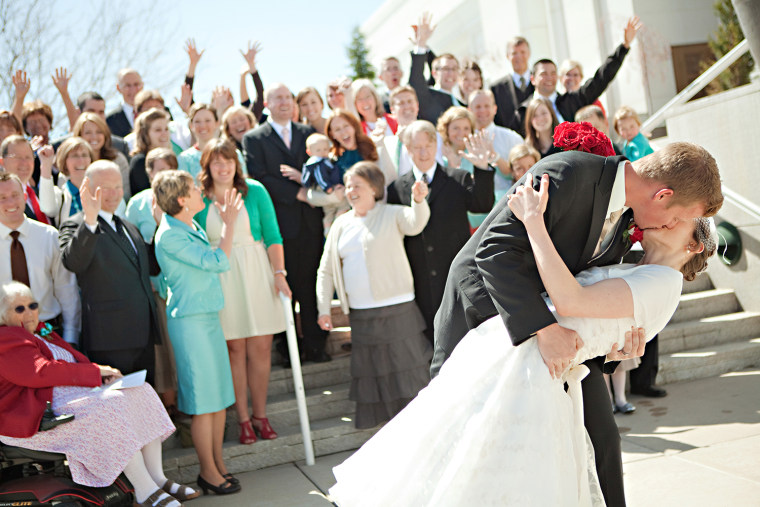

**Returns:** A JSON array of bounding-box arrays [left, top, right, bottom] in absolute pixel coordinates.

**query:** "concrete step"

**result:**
[[657, 337, 760, 384], [268, 356, 351, 397], [682, 274, 713, 294], [671, 288, 740, 323], [659, 311, 760, 354], [325, 327, 351, 357], [163, 412, 379, 484]]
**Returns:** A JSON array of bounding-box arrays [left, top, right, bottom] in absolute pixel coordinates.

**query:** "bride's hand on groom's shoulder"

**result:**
[[508, 173, 549, 224]]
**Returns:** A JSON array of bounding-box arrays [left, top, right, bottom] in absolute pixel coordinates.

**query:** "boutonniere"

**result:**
[[36, 322, 54, 340], [623, 223, 644, 245]]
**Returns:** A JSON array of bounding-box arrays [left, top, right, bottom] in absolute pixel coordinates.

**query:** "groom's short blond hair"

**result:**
[[634, 142, 723, 217]]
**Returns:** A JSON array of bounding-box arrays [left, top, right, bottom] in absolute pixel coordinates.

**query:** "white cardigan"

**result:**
[[316, 198, 430, 316]]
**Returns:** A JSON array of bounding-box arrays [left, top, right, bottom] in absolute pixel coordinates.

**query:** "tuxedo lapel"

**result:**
[[264, 123, 291, 157], [98, 216, 139, 269], [290, 125, 305, 155], [397, 172, 415, 205], [426, 166, 448, 205], [583, 156, 628, 266]]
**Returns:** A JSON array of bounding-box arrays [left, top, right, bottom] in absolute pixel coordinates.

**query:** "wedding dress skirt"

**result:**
[[329, 264, 683, 507]]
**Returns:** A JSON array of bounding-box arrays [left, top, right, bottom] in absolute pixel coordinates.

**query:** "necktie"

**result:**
[[25, 185, 49, 225], [594, 208, 624, 256], [421, 173, 429, 184], [519, 76, 526, 92], [9, 231, 30, 287], [282, 126, 291, 149], [113, 216, 138, 261]]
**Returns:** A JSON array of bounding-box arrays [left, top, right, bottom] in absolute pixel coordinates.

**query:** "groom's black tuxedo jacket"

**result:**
[[432, 151, 632, 374]]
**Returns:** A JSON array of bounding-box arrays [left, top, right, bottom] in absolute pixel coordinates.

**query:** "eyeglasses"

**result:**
[[14, 302, 39, 313], [434, 66, 459, 73], [6, 154, 34, 162]]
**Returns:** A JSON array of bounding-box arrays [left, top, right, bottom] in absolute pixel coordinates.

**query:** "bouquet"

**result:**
[[553, 121, 615, 157]]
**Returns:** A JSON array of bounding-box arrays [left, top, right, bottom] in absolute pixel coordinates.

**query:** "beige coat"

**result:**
[[316, 199, 430, 316]]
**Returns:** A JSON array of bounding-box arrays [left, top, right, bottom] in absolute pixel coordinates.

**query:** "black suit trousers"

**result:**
[[582, 357, 626, 507], [283, 234, 327, 352], [88, 346, 155, 386], [629, 334, 659, 389]]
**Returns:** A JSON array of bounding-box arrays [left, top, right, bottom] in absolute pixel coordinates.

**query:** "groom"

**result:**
[[433, 143, 722, 506]]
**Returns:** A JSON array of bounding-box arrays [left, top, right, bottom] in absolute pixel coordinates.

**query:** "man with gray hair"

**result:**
[[59, 160, 160, 380], [243, 83, 330, 364], [106, 68, 144, 137], [0, 172, 80, 344]]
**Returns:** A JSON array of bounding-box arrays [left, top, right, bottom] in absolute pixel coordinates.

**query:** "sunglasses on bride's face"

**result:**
[[14, 302, 39, 313]]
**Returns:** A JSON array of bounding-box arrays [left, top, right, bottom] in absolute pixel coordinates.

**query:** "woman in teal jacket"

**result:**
[[195, 139, 291, 445], [154, 169, 243, 495]]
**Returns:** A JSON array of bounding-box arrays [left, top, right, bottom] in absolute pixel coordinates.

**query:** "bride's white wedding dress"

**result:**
[[329, 263, 683, 507]]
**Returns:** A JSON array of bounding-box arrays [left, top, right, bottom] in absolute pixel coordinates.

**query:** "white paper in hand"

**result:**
[[92, 369, 147, 392]]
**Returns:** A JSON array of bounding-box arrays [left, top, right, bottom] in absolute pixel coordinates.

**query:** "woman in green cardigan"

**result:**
[[195, 139, 291, 445]]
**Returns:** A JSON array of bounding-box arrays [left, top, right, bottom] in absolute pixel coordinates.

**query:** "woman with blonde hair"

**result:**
[[72, 112, 131, 198], [221, 105, 257, 151], [296, 87, 327, 134], [350, 79, 397, 136]]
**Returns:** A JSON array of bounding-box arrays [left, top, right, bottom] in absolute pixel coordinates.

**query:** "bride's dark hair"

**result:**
[[681, 219, 716, 282]]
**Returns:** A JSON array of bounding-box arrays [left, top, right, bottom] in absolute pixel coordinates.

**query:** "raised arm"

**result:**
[[11, 70, 30, 125], [240, 41, 265, 120], [51, 67, 78, 131], [508, 173, 634, 319], [183, 38, 204, 106]]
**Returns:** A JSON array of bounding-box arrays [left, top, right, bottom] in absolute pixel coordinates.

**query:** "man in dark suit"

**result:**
[[490, 36, 534, 131], [59, 160, 160, 381], [433, 143, 723, 506], [408, 13, 463, 124], [387, 120, 493, 343], [513, 17, 642, 136], [242, 83, 329, 363], [105, 68, 143, 138]]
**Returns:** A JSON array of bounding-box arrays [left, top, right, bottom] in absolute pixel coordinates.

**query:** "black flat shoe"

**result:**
[[631, 385, 668, 398], [196, 475, 241, 495], [222, 473, 240, 486], [39, 402, 75, 431]]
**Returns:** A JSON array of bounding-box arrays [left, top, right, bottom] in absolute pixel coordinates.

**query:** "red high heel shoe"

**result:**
[[251, 415, 278, 440], [239, 420, 257, 444]]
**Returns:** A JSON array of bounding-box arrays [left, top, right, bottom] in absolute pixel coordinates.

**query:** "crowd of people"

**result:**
[[0, 10, 676, 506]]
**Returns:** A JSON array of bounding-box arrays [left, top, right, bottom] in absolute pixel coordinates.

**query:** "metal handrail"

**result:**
[[722, 186, 760, 222], [641, 39, 750, 133]]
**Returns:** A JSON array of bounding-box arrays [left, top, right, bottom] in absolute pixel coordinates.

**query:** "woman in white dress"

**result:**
[[329, 173, 717, 506]]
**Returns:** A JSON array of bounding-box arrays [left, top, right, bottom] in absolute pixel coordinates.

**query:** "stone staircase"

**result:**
[[658, 273, 760, 384], [162, 274, 760, 481], [163, 303, 379, 483]]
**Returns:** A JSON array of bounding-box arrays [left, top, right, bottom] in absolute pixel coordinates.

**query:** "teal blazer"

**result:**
[[194, 179, 283, 247], [155, 214, 230, 318], [126, 189, 168, 298]]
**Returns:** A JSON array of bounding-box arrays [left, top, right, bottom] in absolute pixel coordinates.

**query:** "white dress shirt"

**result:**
[[412, 162, 437, 183], [122, 103, 136, 129], [512, 71, 531, 90], [0, 218, 81, 344], [607, 161, 628, 219], [268, 118, 293, 146]]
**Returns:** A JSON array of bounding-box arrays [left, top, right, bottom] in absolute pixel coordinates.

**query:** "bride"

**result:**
[[329, 173, 717, 506]]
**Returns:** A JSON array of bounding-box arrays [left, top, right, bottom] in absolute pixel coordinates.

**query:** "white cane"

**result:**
[[279, 293, 316, 466]]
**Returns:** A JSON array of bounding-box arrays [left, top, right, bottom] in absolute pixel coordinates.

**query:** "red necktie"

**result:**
[[25, 185, 49, 225], [9, 230, 30, 287]]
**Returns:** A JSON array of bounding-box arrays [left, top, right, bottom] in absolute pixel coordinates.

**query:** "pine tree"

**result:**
[[704, 0, 754, 93], [347, 26, 376, 80]]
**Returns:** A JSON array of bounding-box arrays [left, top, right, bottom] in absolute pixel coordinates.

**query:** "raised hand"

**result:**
[[240, 41, 262, 74], [460, 130, 496, 170], [12, 70, 30, 98], [37, 144, 55, 178], [51, 67, 72, 94], [412, 180, 428, 203], [175, 83, 193, 114], [507, 173, 549, 223], [185, 38, 205, 76], [30, 135, 45, 152], [441, 143, 461, 169], [623, 16, 642, 48], [215, 188, 243, 226], [211, 85, 234, 114], [80, 177, 102, 226], [410, 11, 436, 48]]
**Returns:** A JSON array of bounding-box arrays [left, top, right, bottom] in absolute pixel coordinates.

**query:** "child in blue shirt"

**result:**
[[613, 106, 653, 161], [302, 133, 349, 235]]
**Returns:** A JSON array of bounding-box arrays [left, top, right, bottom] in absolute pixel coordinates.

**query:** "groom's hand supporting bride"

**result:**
[[536, 324, 583, 379], [606, 326, 646, 362]]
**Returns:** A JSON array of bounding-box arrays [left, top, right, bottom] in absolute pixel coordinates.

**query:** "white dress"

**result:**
[[329, 264, 683, 507]]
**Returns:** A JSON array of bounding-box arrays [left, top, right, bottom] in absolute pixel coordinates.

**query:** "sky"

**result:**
[[75, 0, 385, 125]]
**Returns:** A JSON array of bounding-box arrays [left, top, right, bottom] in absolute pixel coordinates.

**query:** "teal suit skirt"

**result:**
[[167, 312, 235, 415]]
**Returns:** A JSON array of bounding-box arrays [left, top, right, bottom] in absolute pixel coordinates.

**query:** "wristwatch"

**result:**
[[274, 269, 287, 277]]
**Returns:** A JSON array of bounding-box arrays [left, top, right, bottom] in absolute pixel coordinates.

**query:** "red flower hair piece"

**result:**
[[553, 121, 615, 157]]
